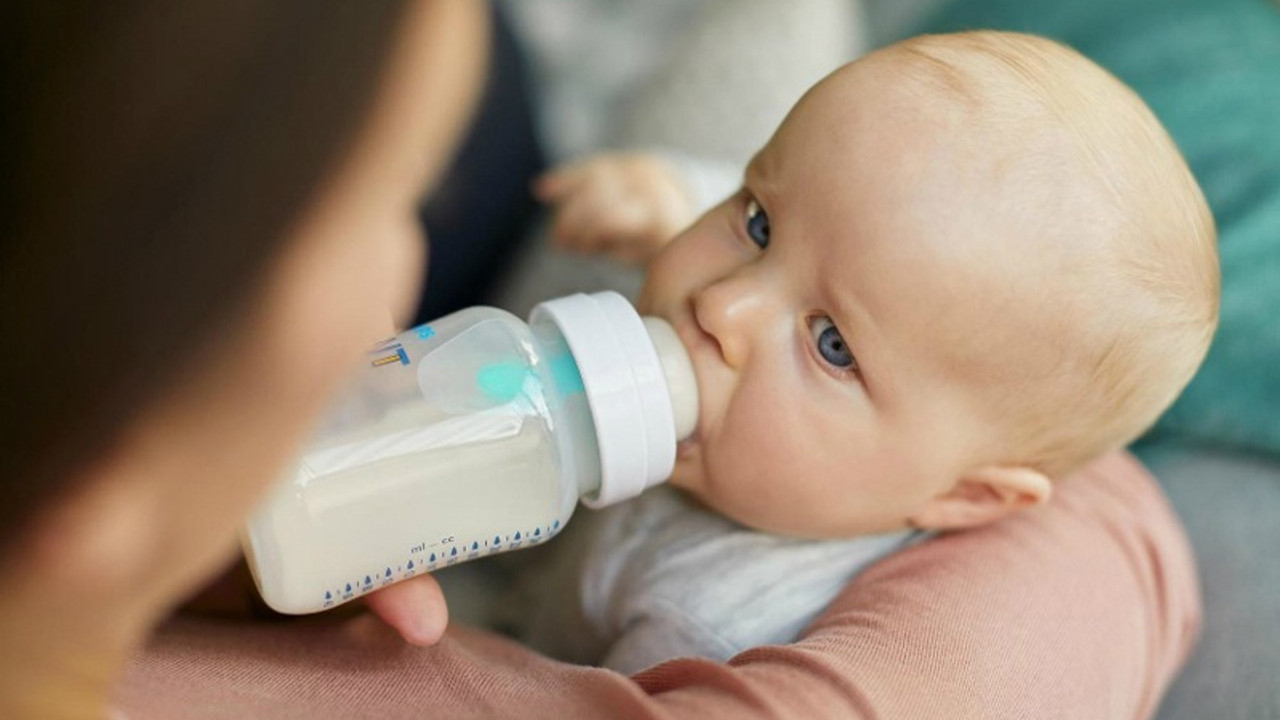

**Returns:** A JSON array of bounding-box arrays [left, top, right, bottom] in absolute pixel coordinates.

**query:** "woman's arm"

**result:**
[[632, 451, 1200, 719], [119, 451, 1199, 719]]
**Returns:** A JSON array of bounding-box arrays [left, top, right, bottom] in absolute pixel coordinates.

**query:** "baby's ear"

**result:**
[[907, 466, 1052, 531]]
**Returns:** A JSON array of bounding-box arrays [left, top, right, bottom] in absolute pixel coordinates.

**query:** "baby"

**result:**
[[510, 31, 1219, 674]]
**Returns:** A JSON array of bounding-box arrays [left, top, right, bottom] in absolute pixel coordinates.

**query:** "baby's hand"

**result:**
[[535, 153, 696, 264]]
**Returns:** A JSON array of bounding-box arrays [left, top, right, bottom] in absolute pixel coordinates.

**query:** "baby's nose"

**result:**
[[691, 277, 767, 369]]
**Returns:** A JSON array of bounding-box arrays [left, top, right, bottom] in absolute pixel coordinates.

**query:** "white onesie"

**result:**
[[513, 485, 916, 675]]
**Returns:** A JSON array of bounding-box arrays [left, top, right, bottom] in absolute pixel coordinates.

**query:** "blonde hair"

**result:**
[[891, 32, 1219, 478]]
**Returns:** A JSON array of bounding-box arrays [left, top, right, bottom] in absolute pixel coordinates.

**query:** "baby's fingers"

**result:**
[[533, 160, 597, 202], [550, 185, 624, 250]]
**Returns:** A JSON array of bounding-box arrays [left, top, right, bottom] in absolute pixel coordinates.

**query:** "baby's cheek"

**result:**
[[638, 244, 691, 314]]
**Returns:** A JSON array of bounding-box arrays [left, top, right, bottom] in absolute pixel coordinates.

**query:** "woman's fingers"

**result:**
[[179, 556, 449, 647], [362, 573, 450, 646]]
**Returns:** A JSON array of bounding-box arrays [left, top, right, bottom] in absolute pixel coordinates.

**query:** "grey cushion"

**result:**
[[1138, 443, 1280, 720]]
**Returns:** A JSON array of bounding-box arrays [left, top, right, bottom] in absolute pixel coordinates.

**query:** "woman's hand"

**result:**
[[536, 152, 696, 264], [361, 573, 449, 645], [182, 558, 449, 646]]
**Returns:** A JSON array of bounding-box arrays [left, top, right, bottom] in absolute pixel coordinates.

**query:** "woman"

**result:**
[[0, 1, 1198, 718]]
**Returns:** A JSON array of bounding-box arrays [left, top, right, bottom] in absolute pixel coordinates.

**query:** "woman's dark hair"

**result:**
[[0, 2, 408, 546]]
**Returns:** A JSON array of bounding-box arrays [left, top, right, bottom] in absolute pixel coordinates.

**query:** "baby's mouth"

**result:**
[[677, 430, 700, 459]]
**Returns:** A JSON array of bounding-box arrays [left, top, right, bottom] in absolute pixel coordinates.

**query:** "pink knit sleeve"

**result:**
[[117, 452, 1200, 720]]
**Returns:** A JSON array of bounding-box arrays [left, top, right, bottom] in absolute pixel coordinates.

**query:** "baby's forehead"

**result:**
[[794, 33, 1119, 152], [876, 33, 1104, 113]]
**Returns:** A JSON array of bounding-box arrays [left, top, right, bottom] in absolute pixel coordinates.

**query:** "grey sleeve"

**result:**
[[504, 520, 615, 667], [600, 598, 742, 676], [617, 0, 867, 162]]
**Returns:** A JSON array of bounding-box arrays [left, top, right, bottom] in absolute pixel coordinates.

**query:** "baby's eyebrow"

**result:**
[[743, 153, 784, 209], [743, 156, 763, 190]]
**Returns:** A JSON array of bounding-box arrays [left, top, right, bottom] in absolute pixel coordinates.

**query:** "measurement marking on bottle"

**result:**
[[318, 518, 571, 608]]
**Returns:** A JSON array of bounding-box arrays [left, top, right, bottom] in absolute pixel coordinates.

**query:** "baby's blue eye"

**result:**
[[811, 317, 856, 370], [744, 198, 770, 249]]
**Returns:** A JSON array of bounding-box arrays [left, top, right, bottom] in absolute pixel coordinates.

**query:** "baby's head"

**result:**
[[640, 31, 1218, 538]]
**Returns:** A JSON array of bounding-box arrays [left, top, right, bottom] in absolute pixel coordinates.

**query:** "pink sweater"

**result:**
[[117, 452, 1200, 719]]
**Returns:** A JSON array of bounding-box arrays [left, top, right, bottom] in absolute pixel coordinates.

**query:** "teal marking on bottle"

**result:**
[[414, 324, 436, 340], [476, 353, 583, 404], [550, 353, 585, 395], [476, 362, 529, 402]]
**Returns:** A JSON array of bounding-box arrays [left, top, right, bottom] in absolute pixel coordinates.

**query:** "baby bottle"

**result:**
[[242, 291, 698, 614]]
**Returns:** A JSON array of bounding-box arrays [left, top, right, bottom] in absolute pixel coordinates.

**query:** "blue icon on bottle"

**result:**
[[407, 560, 414, 570]]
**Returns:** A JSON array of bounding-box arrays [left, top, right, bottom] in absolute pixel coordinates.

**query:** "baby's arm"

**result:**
[[535, 152, 741, 264]]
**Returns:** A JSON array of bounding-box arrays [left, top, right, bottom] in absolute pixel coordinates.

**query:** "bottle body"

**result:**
[[243, 306, 599, 614]]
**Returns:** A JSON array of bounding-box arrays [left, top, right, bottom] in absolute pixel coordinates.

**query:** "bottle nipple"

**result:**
[[641, 317, 698, 442]]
